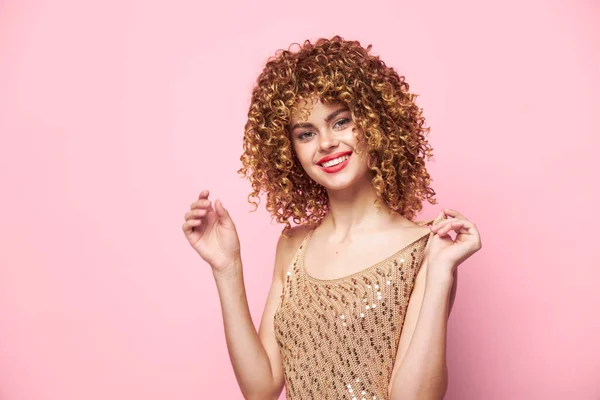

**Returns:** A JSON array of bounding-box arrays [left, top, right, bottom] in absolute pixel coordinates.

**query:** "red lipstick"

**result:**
[[316, 151, 352, 165], [316, 151, 352, 174]]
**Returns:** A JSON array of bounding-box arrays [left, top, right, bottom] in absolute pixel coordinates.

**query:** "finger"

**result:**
[[198, 190, 210, 199], [431, 209, 454, 229], [438, 219, 477, 237], [443, 208, 467, 220], [182, 219, 202, 234], [436, 221, 461, 237], [215, 199, 234, 228], [184, 209, 207, 221], [190, 199, 213, 210], [454, 220, 480, 239], [435, 221, 461, 237], [431, 217, 458, 232], [452, 221, 482, 249]]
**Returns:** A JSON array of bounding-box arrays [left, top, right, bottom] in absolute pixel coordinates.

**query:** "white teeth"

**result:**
[[321, 154, 350, 168]]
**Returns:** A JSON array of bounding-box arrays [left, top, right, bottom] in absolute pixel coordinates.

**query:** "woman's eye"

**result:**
[[333, 118, 351, 129], [298, 131, 315, 140]]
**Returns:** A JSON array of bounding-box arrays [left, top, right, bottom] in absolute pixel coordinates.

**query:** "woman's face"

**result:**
[[289, 98, 371, 191]]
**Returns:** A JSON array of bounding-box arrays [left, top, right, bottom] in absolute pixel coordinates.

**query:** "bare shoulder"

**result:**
[[273, 225, 314, 280], [389, 217, 432, 244]]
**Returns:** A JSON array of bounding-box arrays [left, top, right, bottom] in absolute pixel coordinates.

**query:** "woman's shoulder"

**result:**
[[386, 213, 443, 244], [273, 224, 314, 279], [277, 225, 313, 251], [389, 213, 436, 232], [413, 212, 446, 227]]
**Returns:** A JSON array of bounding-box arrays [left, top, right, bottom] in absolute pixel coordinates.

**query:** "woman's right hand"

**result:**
[[182, 190, 241, 274]]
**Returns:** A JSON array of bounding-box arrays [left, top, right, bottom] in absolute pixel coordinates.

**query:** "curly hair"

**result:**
[[238, 35, 437, 232]]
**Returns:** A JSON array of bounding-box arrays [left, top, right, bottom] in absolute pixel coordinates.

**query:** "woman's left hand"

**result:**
[[426, 208, 482, 280]]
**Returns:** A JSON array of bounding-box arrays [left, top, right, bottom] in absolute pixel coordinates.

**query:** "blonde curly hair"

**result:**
[[238, 36, 437, 232]]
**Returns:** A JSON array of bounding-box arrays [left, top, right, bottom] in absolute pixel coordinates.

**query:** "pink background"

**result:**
[[1, 0, 599, 398]]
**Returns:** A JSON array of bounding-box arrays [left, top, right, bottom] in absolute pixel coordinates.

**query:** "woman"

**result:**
[[182, 36, 482, 400]]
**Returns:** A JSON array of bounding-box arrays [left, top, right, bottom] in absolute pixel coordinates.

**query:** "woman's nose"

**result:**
[[319, 130, 339, 150]]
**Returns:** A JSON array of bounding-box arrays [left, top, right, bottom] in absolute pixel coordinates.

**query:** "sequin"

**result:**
[[273, 218, 439, 399]]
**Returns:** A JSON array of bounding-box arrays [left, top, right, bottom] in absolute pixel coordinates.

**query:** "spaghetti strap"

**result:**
[[285, 228, 316, 272], [422, 212, 447, 253], [299, 228, 315, 248], [417, 213, 446, 227]]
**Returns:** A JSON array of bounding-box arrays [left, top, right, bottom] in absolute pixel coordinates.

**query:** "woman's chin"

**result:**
[[307, 165, 371, 192], [320, 177, 365, 192]]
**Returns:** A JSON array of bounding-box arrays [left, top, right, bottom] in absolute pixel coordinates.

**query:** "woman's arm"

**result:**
[[213, 228, 304, 400], [387, 258, 455, 400], [213, 259, 281, 400], [388, 208, 479, 399]]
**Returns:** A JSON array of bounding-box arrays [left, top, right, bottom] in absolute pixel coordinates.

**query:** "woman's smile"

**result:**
[[317, 151, 352, 173]]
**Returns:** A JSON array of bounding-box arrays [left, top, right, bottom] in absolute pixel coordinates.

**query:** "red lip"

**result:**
[[316, 151, 353, 165]]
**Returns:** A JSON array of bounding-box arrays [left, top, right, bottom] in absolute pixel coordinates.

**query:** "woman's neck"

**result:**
[[322, 181, 411, 242]]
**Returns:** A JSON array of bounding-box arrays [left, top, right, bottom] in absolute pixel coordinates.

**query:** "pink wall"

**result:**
[[1, 0, 598, 398]]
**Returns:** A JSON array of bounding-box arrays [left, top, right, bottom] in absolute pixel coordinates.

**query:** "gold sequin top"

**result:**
[[273, 218, 439, 400]]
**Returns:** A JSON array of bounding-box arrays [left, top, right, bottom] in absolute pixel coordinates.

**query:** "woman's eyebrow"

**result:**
[[325, 108, 349, 123], [289, 121, 313, 131], [290, 108, 349, 131]]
